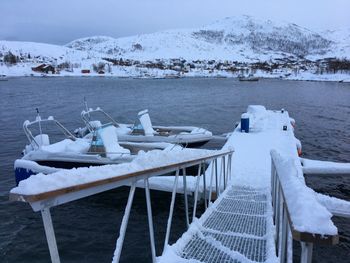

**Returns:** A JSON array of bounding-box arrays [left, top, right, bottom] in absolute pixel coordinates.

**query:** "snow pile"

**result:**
[[99, 126, 130, 159], [271, 150, 337, 235], [301, 158, 350, 174], [40, 138, 90, 154], [246, 105, 268, 132], [10, 147, 219, 195]]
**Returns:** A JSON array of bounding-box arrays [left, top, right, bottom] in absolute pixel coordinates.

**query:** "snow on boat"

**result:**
[[15, 113, 175, 185], [76, 107, 213, 147]]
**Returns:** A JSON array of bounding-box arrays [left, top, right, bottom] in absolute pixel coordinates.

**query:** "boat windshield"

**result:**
[[24, 118, 76, 148], [82, 108, 120, 131]]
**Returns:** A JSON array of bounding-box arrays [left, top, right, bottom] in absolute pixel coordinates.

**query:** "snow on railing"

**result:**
[[316, 193, 350, 218], [301, 158, 350, 175], [270, 150, 339, 263], [300, 157, 350, 218]]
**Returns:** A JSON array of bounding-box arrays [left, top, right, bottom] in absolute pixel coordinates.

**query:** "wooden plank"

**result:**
[[9, 150, 233, 204], [292, 230, 339, 245]]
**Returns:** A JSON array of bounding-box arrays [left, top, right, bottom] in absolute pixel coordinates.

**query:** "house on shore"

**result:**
[[32, 64, 56, 74]]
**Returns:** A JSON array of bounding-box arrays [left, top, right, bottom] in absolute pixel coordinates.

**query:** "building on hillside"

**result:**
[[31, 64, 56, 74]]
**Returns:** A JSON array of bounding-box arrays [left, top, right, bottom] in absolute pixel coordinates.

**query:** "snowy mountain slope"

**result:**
[[65, 16, 338, 61], [0, 40, 104, 64], [320, 28, 350, 58], [0, 16, 349, 80]]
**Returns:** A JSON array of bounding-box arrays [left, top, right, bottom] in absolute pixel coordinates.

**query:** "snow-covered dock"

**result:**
[[9, 105, 349, 263], [158, 106, 340, 263]]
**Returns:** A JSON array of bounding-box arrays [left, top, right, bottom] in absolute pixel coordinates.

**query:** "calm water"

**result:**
[[0, 77, 349, 262]]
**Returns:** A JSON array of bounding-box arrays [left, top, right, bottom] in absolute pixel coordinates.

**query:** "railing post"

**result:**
[[228, 153, 233, 183], [208, 159, 215, 206], [182, 168, 190, 228], [214, 159, 219, 198], [218, 158, 222, 196], [222, 156, 226, 190], [202, 162, 207, 209], [280, 203, 288, 263], [163, 169, 179, 253], [41, 208, 60, 263], [271, 159, 276, 208], [112, 182, 136, 263], [300, 242, 313, 263], [144, 178, 156, 263], [192, 163, 202, 221], [274, 171, 279, 224], [275, 181, 281, 257]]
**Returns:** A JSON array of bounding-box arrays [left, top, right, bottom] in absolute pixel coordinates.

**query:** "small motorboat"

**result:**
[[75, 107, 213, 147], [238, 74, 259, 81], [15, 112, 175, 185], [0, 75, 8, 81]]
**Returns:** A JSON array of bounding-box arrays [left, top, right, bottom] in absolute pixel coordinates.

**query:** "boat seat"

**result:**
[[89, 120, 102, 130], [33, 134, 50, 147]]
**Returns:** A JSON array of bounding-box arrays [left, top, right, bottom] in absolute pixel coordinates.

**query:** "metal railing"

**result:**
[[10, 150, 233, 263], [271, 154, 339, 263]]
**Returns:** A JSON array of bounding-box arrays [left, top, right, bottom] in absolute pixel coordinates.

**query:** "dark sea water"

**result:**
[[0, 77, 349, 262]]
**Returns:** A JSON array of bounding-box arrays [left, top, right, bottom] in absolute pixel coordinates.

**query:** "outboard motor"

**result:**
[[138, 110, 156, 136]]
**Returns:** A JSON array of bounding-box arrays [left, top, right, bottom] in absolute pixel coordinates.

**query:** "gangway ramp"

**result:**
[[160, 186, 275, 263], [159, 106, 341, 263]]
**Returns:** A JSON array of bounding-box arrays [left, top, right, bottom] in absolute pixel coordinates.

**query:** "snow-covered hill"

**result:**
[[66, 16, 336, 61], [1, 16, 349, 80]]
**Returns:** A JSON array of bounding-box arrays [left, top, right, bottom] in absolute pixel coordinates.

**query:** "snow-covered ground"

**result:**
[[1, 16, 349, 81]]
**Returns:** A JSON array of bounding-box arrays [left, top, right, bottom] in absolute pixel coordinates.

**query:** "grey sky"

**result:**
[[1, 0, 349, 45]]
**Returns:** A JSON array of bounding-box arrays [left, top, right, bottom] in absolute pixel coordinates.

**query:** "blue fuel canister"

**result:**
[[241, 113, 250, 133]]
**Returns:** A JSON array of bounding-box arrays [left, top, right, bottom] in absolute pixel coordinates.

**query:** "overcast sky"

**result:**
[[1, 0, 349, 45]]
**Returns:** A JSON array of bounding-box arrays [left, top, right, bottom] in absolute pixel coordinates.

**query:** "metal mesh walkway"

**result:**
[[161, 186, 275, 263]]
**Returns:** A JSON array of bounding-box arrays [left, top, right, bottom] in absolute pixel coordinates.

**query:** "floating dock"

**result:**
[[9, 105, 350, 263]]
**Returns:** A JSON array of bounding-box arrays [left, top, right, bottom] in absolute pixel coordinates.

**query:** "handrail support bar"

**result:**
[[144, 178, 156, 263], [41, 208, 60, 263]]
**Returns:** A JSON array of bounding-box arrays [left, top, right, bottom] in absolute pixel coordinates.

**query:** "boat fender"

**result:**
[[295, 138, 302, 156], [290, 118, 296, 128]]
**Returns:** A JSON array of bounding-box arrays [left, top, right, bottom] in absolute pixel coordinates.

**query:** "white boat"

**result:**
[[15, 112, 174, 185], [76, 107, 213, 147], [238, 74, 259, 81], [0, 75, 8, 81]]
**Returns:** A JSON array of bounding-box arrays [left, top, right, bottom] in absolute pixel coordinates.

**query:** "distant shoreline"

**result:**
[[2, 74, 349, 83]]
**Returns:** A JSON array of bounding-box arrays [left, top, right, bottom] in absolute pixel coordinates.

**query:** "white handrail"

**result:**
[[10, 150, 233, 263], [271, 150, 339, 263]]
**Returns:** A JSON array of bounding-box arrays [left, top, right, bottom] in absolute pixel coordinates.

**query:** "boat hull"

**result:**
[[15, 167, 36, 186], [14, 158, 123, 185]]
